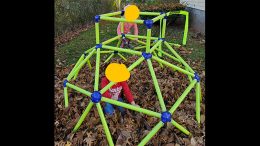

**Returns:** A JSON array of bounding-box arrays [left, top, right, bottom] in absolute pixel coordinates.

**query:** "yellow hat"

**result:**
[[105, 63, 130, 82]]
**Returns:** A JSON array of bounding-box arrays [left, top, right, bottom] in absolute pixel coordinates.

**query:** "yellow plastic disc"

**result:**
[[105, 63, 130, 82], [124, 5, 140, 21]]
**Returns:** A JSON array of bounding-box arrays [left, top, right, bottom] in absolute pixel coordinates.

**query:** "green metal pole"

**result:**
[[134, 45, 146, 50], [158, 18, 162, 57], [171, 119, 190, 135], [169, 80, 197, 114], [150, 40, 162, 53], [138, 121, 164, 146], [139, 12, 161, 16], [101, 97, 161, 118], [102, 35, 121, 45], [67, 49, 96, 81], [164, 41, 194, 73], [126, 36, 147, 45], [64, 87, 68, 108], [147, 59, 166, 112], [186, 66, 192, 82], [152, 56, 194, 77], [96, 103, 114, 146], [152, 51, 163, 68], [152, 13, 166, 23], [155, 48, 180, 63], [146, 29, 151, 53], [94, 49, 101, 91], [118, 53, 127, 61], [95, 23, 100, 44], [196, 82, 201, 124], [84, 47, 95, 54], [66, 83, 92, 97], [100, 51, 114, 54], [100, 16, 144, 24], [72, 54, 84, 80], [125, 34, 158, 40], [102, 45, 142, 56], [127, 57, 145, 71], [100, 11, 121, 17], [116, 39, 122, 48], [73, 101, 94, 132], [182, 11, 189, 45], [87, 60, 92, 70], [104, 53, 114, 63], [167, 42, 181, 48]]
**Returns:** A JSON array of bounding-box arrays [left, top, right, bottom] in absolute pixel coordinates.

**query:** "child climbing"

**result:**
[[101, 76, 139, 116], [117, 5, 139, 48]]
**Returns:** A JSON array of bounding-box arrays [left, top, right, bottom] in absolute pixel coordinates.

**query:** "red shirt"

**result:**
[[101, 76, 134, 103]]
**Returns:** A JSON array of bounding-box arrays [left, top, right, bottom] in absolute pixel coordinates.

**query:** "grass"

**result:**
[[55, 21, 205, 68]]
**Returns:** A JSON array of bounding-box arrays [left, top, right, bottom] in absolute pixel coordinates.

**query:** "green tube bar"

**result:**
[[64, 87, 68, 108], [147, 59, 166, 111], [73, 101, 94, 132], [67, 49, 96, 81], [96, 103, 114, 146], [150, 40, 162, 53], [126, 36, 147, 45], [185, 67, 192, 82], [164, 41, 194, 73], [100, 51, 114, 54], [84, 47, 95, 54], [100, 81, 116, 94], [134, 45, 146, 50], [128, 57, 145, 71], [152, 13, 167, 23], [182, 11, 189, 45], [100, 16, 144, 24], [125, 34, 158, 40], [102, 45, 142, 56], [171, 119, 190, 135], [101, 97, 161, 118], [167, 42, 181, 48], [87, 60, 92, 70], [100, 11, 121, 17], [95, 23, 100, 44], [152, 51, 163, 68], [155, 48, 180, 63], [104, 53, 114, 63], [72, 54, 84, 80], [146, 29, 152, 53], [138, 121, 164, 146], [94, 49, 101, 91], [139, 11, 161, 16], [152, 56, 194, 77], [158, 18, 162, 57], [66, 83, 92, 97], [118, 53, 127, 61], [102, 35, 121, 45], [169, 80, 197, 114], [196, 82, 201, 124]]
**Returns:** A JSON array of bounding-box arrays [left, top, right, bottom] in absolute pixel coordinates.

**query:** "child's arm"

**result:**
[[133, 23, 138, 40], [117, 22, 122, 35], [101, 77, 112, 98], [121, 81, 135, 104]]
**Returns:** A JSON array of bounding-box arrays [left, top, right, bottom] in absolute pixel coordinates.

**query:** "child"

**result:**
[[101, 75, 139, 115], [117, 5, 139, 48]]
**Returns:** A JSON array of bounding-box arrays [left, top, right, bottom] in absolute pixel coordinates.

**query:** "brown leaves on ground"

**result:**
[[55, 55, 205, 146]]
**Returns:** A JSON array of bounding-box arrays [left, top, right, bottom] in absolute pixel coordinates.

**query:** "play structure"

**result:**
[[62, 10, 202, 146]]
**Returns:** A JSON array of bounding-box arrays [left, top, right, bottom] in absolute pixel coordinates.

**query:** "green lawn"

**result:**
[[55, 21, 205, 67]]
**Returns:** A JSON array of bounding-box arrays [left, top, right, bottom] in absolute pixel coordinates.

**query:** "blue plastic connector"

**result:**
[[158, 38, 165, 42], [114, 51, 118, 54], [164, 15, 168, 19], [144, 19, 153, 29], [194, 72, 200, 82], [63, 79, 68, 87], [121, 33, 126, 39], [161, 111, 171, 123], [95, 15, 100, 22], [91, 91, 102, 103], [95, 44, 102, 49], [142, 52, 152, 60], [121, 10, 125, 16]]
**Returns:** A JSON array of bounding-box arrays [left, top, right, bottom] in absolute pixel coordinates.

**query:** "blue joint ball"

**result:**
[[194, 72, 200, 82], [142, 52, 152, 60], [161, 111, 171, 123], [144, 19, 153, 29], [91, 91, 102, 103], [63, 79, 68, 87], [95, 15, 100, 22]]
